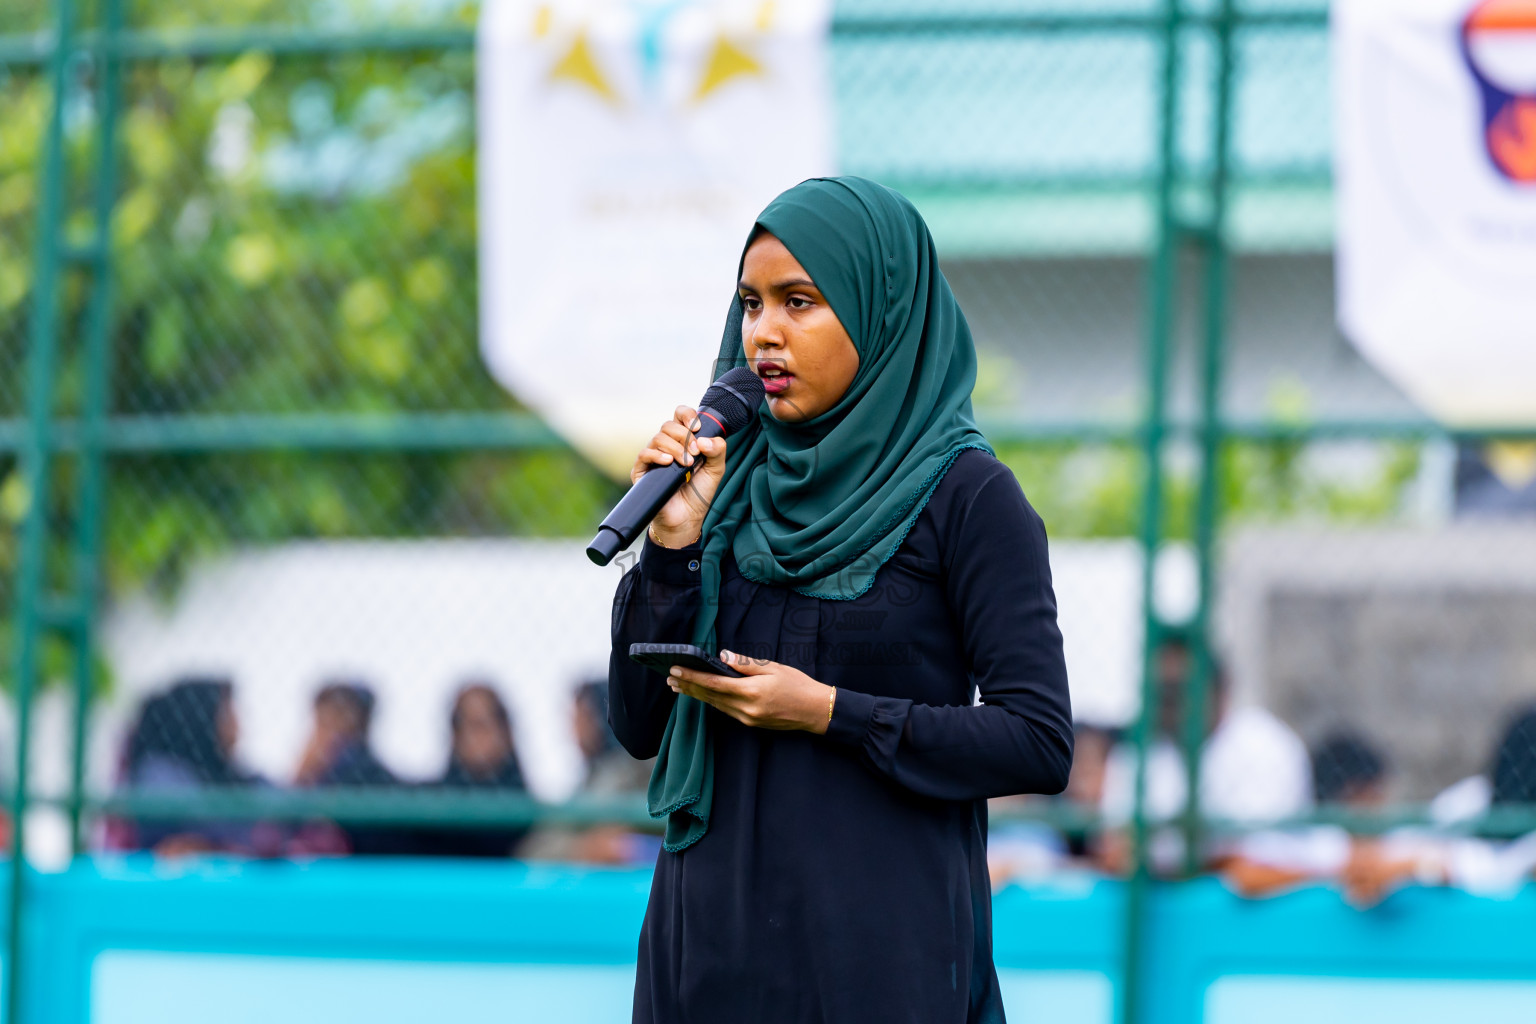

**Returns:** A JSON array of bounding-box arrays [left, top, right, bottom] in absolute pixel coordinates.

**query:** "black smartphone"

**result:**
[[629, 643, 743, 678]]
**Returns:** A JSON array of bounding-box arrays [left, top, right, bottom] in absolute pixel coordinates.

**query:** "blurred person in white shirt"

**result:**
[[1097, 634, 1311, 873]]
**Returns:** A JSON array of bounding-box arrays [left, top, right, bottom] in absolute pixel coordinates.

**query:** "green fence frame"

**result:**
[[10, 3, 1535, 1024]]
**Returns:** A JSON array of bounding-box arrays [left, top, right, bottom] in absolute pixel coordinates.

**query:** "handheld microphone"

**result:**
[[586, 367, 766, 566]]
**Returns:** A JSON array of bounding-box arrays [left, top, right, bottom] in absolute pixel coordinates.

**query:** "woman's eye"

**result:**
[[787, 296, 811, 309], [740, 296, 761, 311]]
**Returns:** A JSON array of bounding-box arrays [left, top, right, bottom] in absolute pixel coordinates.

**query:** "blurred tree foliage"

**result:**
[[995, 438, 1424, 543], [0, 3, 620, 622]]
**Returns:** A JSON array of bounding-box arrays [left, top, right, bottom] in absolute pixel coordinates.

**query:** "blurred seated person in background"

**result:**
[[1228, 712, 1536, 906], [1098, 634, 1311, 873], [1432, 702, 1536, 825], [1452, 705, 1536, 892], [1313, 730, 1390, 806], [442, 683, 528, 789], [1220, 728, 1390, 901], [1063, 722, 1116, 858], [1342, 705, 1536, 903], [1491, 705, 1536, 808], [988, 721, 1117, 888], [294, 680, 410, 854], [108, 677, 276, 856], [520, 680, 658, 865], [295, 681, 395, 787], [573, 678, 652, 795], [418, 682, 531, 858]]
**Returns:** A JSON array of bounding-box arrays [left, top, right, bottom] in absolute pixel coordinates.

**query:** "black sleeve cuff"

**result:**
[[823, 687, 876, 747], [638, 535, 704, 588]]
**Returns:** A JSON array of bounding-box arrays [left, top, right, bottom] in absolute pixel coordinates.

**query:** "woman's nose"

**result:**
[[749, 324, 784, 351]]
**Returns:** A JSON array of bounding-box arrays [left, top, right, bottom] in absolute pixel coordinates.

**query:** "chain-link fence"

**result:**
[[7, 0, 1536, 1021]]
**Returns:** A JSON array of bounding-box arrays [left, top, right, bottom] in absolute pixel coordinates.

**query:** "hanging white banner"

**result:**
[[1334, 0, 1536, 426], [478, 0, 835, 475]]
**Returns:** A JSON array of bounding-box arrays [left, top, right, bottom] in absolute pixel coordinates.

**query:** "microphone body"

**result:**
[[586, 408, 730, 565], [586, 369, 765, 566]]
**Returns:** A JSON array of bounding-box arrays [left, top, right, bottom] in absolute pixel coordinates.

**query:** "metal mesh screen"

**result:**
[[4, 0, 1530, 926]]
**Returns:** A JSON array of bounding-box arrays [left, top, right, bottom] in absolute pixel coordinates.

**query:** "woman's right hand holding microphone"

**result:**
[[632, 404, 728, 549]]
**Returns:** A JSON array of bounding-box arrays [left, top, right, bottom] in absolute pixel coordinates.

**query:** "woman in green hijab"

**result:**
[[610, 176, 1072, 1024]]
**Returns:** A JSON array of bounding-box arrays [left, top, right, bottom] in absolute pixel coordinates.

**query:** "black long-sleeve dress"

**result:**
[[609, 449, 1073, 1024]]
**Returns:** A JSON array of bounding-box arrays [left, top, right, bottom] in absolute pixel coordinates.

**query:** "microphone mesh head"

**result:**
[[699, 367, 766, 435]]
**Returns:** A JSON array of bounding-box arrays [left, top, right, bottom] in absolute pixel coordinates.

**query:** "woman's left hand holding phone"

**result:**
[[668, 650, 835, 736]]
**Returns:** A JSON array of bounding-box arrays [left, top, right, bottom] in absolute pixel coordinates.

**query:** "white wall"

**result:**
[[66, 537, 1195, 825]]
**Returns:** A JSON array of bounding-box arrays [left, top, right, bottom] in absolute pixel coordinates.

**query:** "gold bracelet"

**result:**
[[649, 523, 701, 549], [827, 686, 837, 723]]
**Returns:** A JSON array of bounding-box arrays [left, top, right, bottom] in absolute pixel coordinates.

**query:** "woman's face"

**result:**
[[739, 233, 859, 423], [455, 689, 512, 772]]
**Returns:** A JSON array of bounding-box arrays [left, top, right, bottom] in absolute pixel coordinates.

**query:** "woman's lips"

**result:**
[[760, 373, 792, 395]]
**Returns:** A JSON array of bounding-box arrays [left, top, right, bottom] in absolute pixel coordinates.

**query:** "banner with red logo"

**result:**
[[1335, 0, 1536, 426], [478, 0, 835, 475]]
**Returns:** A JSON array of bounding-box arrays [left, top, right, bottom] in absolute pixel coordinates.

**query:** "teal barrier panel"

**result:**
[[11, 860, 1536, 1023], [1139, 880, 1536, 1024], [27, 858, 651, 1024]]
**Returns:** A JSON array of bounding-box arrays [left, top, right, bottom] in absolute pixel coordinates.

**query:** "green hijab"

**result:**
[[648, 176, 992, 851]]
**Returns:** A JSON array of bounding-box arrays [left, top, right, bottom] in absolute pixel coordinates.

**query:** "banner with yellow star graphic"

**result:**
[[478, 0, 835, 475]]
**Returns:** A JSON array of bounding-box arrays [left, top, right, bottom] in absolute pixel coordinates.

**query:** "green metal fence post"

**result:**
[[8, 0, 78, 1018], [1120, 1, 1183, 1022], [64, 0, 126, 857], [1180, 0, 1237, 878]]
